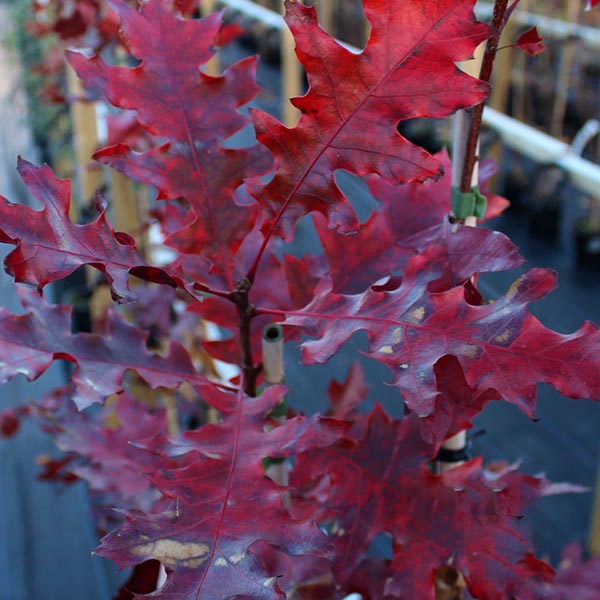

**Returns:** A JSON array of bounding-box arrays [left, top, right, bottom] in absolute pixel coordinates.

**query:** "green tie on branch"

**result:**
[[451, 185, 488, 219]]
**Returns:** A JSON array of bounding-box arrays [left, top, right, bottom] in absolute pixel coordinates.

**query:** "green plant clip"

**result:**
[[451, 185, 487, 219]]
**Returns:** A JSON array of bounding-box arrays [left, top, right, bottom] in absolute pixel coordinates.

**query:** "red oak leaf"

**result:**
[[327, 362, 369, 419], [106, 112, 152, 151], [553, 543, 600, 599], [68, 0, 272, 286], [479, 157, 511, 220], [278, 249, 600, 419], [249, 0, 489, 243], [422, 355, 500, 445], [316, 150, 515, 293], [516, 27, 545, 56], [54, 394, 170, 510], [29, 0, 103, 42], [97, 386, 348, 599], [113, 560, 162, 600], [37, 454, 79, 485], [292, 407, 556, 599], [0, 160, 180, 302], [0, 406, 30, 438], [0, 287, 212, 409]]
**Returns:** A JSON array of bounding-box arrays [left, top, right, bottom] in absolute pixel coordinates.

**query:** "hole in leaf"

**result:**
[[367, 532, 393, 559], [398, 118, 447, 154]]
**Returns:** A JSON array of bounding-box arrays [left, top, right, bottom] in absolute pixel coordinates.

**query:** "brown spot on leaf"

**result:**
[[131, 539, 210, 570]]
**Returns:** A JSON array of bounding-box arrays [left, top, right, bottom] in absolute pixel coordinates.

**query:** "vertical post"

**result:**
[[200, 0, 220, 76], [281, 0, 303, 126], [439, 43, 485, 473], [511, 0, 529, 123], [452, 42, 486, 213], [67, 59, 111, 320], [550, 1, 580, 138], [262, 324, 284, 385], [262, 323, 287, 486], [66, 60, 103, 220], [110, 171, 147, 254], [488, 17, 515, 114], [317, 0, 335, 35], [590, 457, 600, 556]]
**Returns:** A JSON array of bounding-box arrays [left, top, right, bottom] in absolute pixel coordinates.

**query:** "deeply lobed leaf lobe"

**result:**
[[249, 0, 490, 243]]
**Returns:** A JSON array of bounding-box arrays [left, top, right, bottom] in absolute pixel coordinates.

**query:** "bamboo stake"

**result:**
[[550, 1, 580, 139], [281, 0, 303, 126], [489, 15, 515, 114], [201, 0, 220, 76], [590, 456, 600, 555], [262, 324, 285, 385], [316, 0, 335, 35], [511, 0, 530, 124], [452, 42, 486, 205], [66, 61, 103, 220], [262, 324, 287, 486], [66, 59, 112, 322], [440, 43, 485, 473], [110, 171, 147, 253]]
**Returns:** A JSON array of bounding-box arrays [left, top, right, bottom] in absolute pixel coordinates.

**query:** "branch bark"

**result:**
[[459, 0, 510, 194], [231, 278, 259, 396]]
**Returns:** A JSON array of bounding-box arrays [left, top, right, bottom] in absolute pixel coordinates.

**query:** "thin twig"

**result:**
[[460, 0, 510, 194], [231, 278, 259, 396]]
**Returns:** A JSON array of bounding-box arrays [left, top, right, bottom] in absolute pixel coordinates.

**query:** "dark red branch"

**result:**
[[459, 0, 510, 193], [230, 278, 259, 396]]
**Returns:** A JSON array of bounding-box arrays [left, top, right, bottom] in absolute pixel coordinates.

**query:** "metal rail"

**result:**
[[216, 0, 600, 199], [476, 2, 600, 49]]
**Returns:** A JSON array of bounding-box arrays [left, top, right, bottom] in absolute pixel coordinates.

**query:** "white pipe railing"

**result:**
[[476, 2, 600, 49], [216, 0, 600, 199], [483, 107, 600, 199]]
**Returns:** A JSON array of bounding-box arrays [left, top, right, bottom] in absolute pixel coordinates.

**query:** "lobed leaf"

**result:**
[[53, 394, 170, 510], [68, 0, 272, 286], [98, 386, 348, 599], [291, 407, 557, 599], [249, 0, 490, 241], [0, 287, 211, 409], [280, 248, 600, 419], [316, 149, 513, 294], [0, 159, 180, 302], [515, 27, 545, 56]]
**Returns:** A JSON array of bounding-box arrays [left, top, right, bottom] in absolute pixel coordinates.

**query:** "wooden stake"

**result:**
[[66, 58, 109, 320], [110, 170, 147, 254], [489, 16, 515, 114], [66, 61, 103, 219], [440, 43, 485, 471], [452, 43, 486, 196], [200, 0, 220, 76], [262, 324, 284, 384], [281, 0, 303, 126], [590, 456, 600, 556], [550, 1, 580, 139], [262, 323, 287, 486], [317, 0, 335, 35]]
